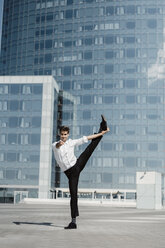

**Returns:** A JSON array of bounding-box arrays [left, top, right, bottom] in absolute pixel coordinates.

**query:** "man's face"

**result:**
[[60, 131, 69, 142]]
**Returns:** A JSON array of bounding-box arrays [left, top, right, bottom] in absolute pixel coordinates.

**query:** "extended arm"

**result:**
[[55, 127, 110, 148], [87, 128, 110, 140]]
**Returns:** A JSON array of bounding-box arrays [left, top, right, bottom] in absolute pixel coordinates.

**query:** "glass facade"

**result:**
[[1, 0, 165, 191], [0, 82, 42, 201], [0, 76, 59, 202], [0, 0, 4, 51], [0, 83, 42, 185]]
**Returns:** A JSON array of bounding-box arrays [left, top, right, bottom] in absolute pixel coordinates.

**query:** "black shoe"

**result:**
[[100, 115, 107, 131], [64, 222, 77, 229]]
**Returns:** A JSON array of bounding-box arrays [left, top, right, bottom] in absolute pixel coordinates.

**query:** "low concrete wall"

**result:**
[[21, 198, 136, 207]]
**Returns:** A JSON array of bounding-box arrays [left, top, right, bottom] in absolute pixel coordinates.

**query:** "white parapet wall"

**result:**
[[21, 197, 136, 207], [136, 171, 162, 209]]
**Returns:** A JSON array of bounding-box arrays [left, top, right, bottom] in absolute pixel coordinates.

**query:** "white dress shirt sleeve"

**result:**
[[52, 142, 57, 148], [71, 136, 88, 146]]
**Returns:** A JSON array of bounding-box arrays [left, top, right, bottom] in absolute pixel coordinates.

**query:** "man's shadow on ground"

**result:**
[[13, 221, 64, 228]]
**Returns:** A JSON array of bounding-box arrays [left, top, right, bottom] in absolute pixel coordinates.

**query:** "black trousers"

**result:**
[[64, 135, 102, 218]]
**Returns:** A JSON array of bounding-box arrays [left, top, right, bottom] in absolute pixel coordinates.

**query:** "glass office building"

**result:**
[[1, 0, 165, 192], [0, 76, 59, 202]]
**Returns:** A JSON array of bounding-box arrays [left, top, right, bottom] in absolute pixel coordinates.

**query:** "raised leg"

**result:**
[[76, 135, 102, 174], [76, 116, 107, 174]]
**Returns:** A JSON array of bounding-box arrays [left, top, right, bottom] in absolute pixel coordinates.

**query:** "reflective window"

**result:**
[[0, 153, 4, 162], [47, 1, 53, 8], [45, 40, 52, 49], [123, 114, 137, 120], [30, 155, 40, 162], [63, 111, 73, 120], [103, 96, 116, 104], [148, 143, 158, 151], [32, 117, 41, 128], [0, 134, 6, 144], [85, 0, 94, 3], [126, 49, 135, 58], [106, 6, 114, 15], [126, 37, 136, 44], [6, 153, 17, 162], [63, 66, 72, 75], [63, 81, 72, 90], [18, 134, 29, 145], [9, 117, 18, 128], [147, 19, 157, 29], [105, 64, 114, 74], [0, 85, 8, 94], [84, 65, 92, 74], [19, 118, 31, 128], [105, 51, 114, 59], [84, 38, 93, 45], [8, 134, 17, 145], [123, 79, 137, 88], [46, 28, 53, 36], [105, 35, 114, 44], [126, 21, 135, 29], [9, 100, 19, 111], [83, 82, 93, 89], [146, 160, 161, 167], [146, 96, 160, 104], [0, 101, 8, 111], [147, 8, 157, 14], [36, 16, 40, 23], [33, 85, 42, 94], [67, 0, 73, 5], [102, 173, 112, 183], [83, 110, 91, 119], [64, 41, 72, 47], [126, 95, 137, 104], [126, 5, 136, 14], [82, 95, 92, 104], [102, 143, 115, 151], [22, 101, 32, 111], [31, 134, 40, 145], [65, 10, 73, 19], [6, 169, 16, 179], [22, 85, 32, 94], [123, 157, 137, 167], [46, 14, 53, 22], [10, 84, 20, 94], [45, 54, 52, 63], [40, 41, 44, 50], [84, 51, 92, 60], [32, 101, 42, 111], [35, 42, 39, 50], [0, 119, 7, 128]]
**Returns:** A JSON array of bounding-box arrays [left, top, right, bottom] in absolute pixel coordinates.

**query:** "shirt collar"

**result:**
[[64, 139, 70, 144]]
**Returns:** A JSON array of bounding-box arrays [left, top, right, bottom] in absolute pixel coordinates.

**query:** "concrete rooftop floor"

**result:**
[[0, 203, 165, 248]]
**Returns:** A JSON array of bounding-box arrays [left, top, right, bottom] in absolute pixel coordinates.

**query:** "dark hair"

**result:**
[[59, 126, 70, 134]]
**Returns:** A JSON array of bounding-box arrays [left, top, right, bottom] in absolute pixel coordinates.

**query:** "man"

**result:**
[[52, 115, 109, 229]]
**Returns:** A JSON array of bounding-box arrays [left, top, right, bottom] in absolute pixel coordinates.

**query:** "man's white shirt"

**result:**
[[52, 136, 88, 172]]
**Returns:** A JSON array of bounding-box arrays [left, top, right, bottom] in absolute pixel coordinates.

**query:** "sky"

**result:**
[[0, 0, 4, 50]]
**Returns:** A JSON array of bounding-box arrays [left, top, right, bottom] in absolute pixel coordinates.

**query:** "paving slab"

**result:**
[[0, 203, 165, 248]]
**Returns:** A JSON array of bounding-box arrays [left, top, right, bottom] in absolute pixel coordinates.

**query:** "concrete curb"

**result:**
[[21, 198, 136, 207]]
